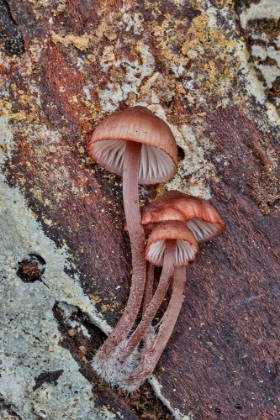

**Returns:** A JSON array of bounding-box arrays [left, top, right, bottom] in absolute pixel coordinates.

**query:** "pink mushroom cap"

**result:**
[[142, 190, 226, 242], [86, 106, 178, 184], [145, 220, 199, 267]]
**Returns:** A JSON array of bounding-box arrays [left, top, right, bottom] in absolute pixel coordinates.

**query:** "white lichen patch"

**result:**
[[240, 0, 280, 28], [257, 64, 280, 88], [235, 0, 280, 123], [0, 117, 14, 164], [234, 41, 268, 104], [148, 104, 212, 198], [167, 124, 212, 199], [251, 42, 280, 89], [149, 377, 193, 420], [68, 319, 91, 338], [83, 84, 93, 101], [99, 42, 156, 113], [0, 117, 117, 420], [122, 11, 144, 35]]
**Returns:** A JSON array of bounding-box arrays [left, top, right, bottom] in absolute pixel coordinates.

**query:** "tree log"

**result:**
[[0, 0, 279, 418]]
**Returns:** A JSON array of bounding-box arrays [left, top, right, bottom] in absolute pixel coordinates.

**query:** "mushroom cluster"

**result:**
[[87, 106, 225, 391]]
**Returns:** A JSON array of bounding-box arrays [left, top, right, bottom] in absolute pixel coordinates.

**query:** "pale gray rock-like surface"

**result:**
[[0, 117, 116, 420]]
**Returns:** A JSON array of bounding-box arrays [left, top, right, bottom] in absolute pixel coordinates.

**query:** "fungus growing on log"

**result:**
[[118, 221, 199, 367], [87, 106, 177, 367], [141, 190, 226, 241], [122, 265, 189, 392], [116, 192, 226, 391], [140, 191, 226, 326], [87, 109, 226, 392]]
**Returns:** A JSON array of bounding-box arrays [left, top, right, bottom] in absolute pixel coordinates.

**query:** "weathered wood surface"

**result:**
[[1, 0, 279, 418]]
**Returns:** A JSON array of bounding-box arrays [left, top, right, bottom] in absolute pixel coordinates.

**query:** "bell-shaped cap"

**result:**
[[142, 190, 226, 242], [87, 106, 177, 185], [146, 221, 199, 267]]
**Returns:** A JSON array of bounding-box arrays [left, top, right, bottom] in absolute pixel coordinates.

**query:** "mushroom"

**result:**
[[117, 191, 226, 390], [122, 265, 187, 392], [139, 190, 225, 345], [87, 107, 177, 363], [141, 190, 226, 242], [118, 220, 198, 364]]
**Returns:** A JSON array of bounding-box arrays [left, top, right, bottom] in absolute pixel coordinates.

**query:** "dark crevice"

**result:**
[[177, 145, 185, 162], [33, 370, 64, 391], [0, 395, 22, 419], [52, 301, 174, 419], [0, 0, 25, 56]]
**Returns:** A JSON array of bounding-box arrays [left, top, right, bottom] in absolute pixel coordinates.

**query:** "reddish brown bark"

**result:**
[[1, 0, 279, 418]]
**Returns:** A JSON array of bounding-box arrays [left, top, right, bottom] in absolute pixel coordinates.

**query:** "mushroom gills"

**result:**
[[187, 218, 220, 241], [93, 140, 174, 183], [147, 239, 197, 266], [94, 139, 126, 172], [139, 145, 172, 182]]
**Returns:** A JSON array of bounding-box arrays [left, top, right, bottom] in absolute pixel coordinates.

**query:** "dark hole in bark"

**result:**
[[17, 253, 46, 283], [177, 145, 185, 162]]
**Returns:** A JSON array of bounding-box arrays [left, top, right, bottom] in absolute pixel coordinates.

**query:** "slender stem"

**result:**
[[150, 266, 186, 354], [143, 262, 154, 313], [142, 262, 155, 351], [96, 141, 146, 357], [119, 240, 176, 362], [122, 266, 186, 391]]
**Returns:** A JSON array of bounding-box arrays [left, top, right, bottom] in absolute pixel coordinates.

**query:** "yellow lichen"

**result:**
[[50, 31, 90, 51]]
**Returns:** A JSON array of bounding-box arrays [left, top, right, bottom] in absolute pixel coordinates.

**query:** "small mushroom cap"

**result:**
[[86, 106, 177, 184], [146, 221, 199, 267], [142, 190, 226, 242]]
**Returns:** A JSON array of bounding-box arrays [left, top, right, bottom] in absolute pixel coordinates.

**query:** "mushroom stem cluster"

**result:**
[[87, 106, 226, 391], [122, 266, 187, 391], [119, 239, 178, 363]]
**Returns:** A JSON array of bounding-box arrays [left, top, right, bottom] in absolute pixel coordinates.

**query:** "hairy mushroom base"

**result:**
[[121, 265, 187, 392]]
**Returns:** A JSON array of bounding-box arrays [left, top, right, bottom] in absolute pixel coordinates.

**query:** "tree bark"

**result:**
[[0, 0, 279, 419]]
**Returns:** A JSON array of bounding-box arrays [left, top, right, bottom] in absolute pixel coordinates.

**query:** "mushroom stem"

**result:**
[[119, 240, 176, 363], [97, 141, 146, 357], [122, 266, 186, 392], [143, 262, 154, 313], [142, 262, 155, 350]]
